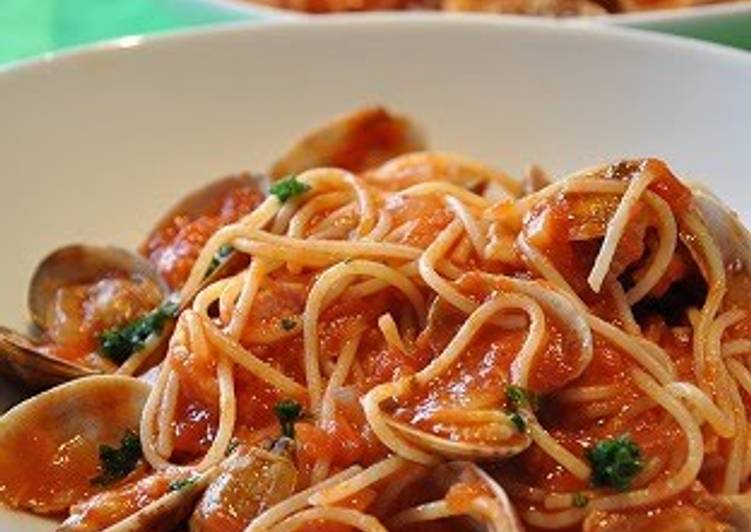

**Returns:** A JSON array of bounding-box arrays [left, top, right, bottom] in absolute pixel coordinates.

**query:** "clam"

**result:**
[[190, 439, 298, 531], [0, 245, 169, 389], [60, 468, 215, 532], [140, 173, 268, 292], [692, 187, 751, 272], [392, 461, 523, 531], [270, 106, 426, 178], [0, 375, 150, 514]]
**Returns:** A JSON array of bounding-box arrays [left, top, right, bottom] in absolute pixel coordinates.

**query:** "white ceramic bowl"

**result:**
[[0, 16, 750, 529]]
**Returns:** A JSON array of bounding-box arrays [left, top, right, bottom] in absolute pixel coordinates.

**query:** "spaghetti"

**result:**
[[2, 109, 751, 532]]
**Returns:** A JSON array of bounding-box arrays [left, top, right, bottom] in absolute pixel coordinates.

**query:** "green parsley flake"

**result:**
[[280, 317, 297, 331], [169, 478, 197, 492], [586, 434, 643, 491], [509, 412, 526, 432], [99, 302, 178, 364], [205, 244, 234, 279], [572, 492, 589, 508], [275, 399, 303, 438], [505, 384, 538, 411], [270, 175, 310, 203], [91, 429, 142, 486]]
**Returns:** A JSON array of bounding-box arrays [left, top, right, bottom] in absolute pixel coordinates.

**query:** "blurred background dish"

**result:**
[[1, 0, 749, 67]]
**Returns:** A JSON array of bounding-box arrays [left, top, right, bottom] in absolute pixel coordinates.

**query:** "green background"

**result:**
[[0, 0, 748, 66]]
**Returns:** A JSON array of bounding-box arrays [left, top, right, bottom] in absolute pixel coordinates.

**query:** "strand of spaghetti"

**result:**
[[378, 313, 406, 352], [522, 508, 588, 529], [245, 465, 363, 531], [364, 208, 392, 241], [428, 408, 515, 424], [311, 333, 363, 485], [665, 382, 734, 438], [361, 382, 437, 464], [235, 230, 421, 261], [390, 501, 455, 528], [626, 193, 678, 304], [115, 329, 168, 376], [268, 507, 387, 532], [587, 166, 655, 292], [302, 167, 377, 237], [181, 196, 280, 298], [399, 181, 489, 209], [271, 196, 304, 235], [288, 191, 353, 238], [527, 415, 591, 479], [419, 219, 478, 313], [556, 384, 622, 403], [706, 310, 746, 423], [414, 293, 545, 384], [588, 315, 674, 384], [446, 195, 486, 256], [320, 333, 362, 428], [155, 369, 179, 458], [139, 319, 187, 470], [562, 178, 627, 194], [723, 339, 751, 357], [309, 455, 407, 506], [202, 320, 306, 399], [590, 368, 703, 512], [218, 274, 245, 324], [515, 235, 582, 303], [609, 281, 641, 335], [722, 359, 750, 493], [192, 316, 236, 470], [680, 211, 726, 392], [305, 260, 427, 411], [226, 260, 269, 339], [191, 276, 232, 316]]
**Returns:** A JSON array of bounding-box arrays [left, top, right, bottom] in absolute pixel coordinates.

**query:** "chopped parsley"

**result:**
[[204, 244, 234, 279], [91, 430, 142, 486], [586, 434, 643, 491], [169, 478, 197, 492], [99, 301, 178, 364], [280, 317, 297, 331], [270, 175, 310, 203], [505, 385, 539, 412], [225, 438, 240, 456], [572, 492, 589, 508], [509, 412, 526, 432], [275, 399, 302, 438]]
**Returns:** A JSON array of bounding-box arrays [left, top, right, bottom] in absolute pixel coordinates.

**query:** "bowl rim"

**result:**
[[200, 0, 751, 24], [1, 13, 750, 75]]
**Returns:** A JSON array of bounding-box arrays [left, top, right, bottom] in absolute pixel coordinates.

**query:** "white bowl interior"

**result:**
[[0, 17, 750, 528]]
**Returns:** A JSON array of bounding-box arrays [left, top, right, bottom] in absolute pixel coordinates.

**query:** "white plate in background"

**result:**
[[0, 16, 750, 529]]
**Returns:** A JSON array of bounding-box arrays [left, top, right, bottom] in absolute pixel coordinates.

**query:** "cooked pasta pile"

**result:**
[[1, 108, 750, 532], [135, 154, 751, 530]]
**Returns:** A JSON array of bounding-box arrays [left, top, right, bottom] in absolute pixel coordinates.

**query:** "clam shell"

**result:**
[[0, 375, 149, 514]]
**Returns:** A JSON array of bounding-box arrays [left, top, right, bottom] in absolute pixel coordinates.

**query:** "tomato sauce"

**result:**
[[143, 179, 264, 290]]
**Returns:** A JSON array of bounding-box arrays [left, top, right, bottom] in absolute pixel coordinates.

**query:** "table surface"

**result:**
[[1, 0, 748, 66]]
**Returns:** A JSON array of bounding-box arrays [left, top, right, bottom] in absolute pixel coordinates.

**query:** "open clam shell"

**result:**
[[385, 417, 531, 462], [0, 375, 150, 514], [0, 326, 97, 390], [692, 186, 751, 272], [0, 245, 170, 388], [270, 106, 426, 178], [29, 245, 169, 332], [139, 173, 269, 263], [190, 441, 298, 531]]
